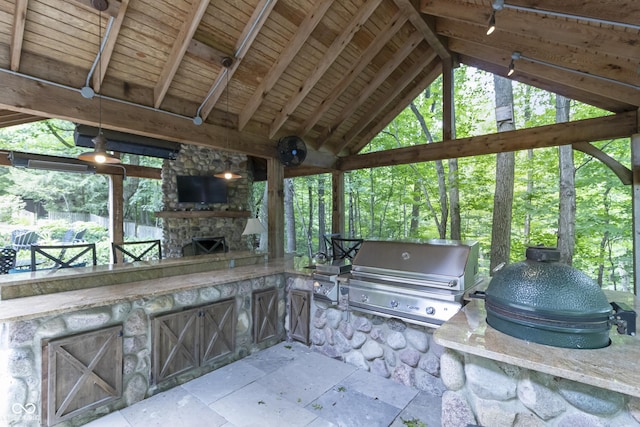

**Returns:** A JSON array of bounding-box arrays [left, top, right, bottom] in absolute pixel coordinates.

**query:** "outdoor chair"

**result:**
[[30, 243, 97, 271], [191, 236, 228, 255], [11, 230, 39, 251], [331, 237, 363, 261], [60, 229, 86, 243], [1, 248, 17, 274], [322, 233, 340, 259], [112, 239, 162, 263]]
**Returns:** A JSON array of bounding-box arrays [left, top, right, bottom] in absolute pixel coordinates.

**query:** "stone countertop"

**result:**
[[0, 251, 267, 300], [434, 291, 640, 398], [0, 259, 285, 323]]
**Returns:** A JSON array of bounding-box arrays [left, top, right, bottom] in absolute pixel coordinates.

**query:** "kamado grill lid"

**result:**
[[485, 247, 614, 349]]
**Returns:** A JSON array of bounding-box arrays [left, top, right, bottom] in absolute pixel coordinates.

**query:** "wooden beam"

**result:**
[[458, 53, 634, 114], [298, 10, 410, 140], [449, 39, 640, 107], [0, 71, 276, 157], [442, 56, 454, 141], [437, 18, 638, 90], [339, 111, 638, 171], [238, 0, 334, 131], [109, 174, 124, 263], [572, 142, 632, 185], [267, 157, 284, 259], [335, 52, 438, 154], [504, 0, 640, 28], [632, 109, 640, 295], [394, 0, 450, 60], [198, 0, 277, 121], [349, 61, 442, 155], [92, 0, 129, 93], [153, 0, 211, 109], [332, 171, 345, 236], [10, 0, 28, 71], [315, 31, 425, 149], [268, 0, 383, 139]]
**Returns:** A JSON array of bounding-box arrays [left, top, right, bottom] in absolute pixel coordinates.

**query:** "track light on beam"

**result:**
[[493, 0, 640, 31], [486, 12, 496, 35], [486, 0, 503, 35], [507, 51, 639, 90], [507, 51, 520, 76]]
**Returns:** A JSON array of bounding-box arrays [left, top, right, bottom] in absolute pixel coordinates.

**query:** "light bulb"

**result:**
[[94, 153, 107, 163]]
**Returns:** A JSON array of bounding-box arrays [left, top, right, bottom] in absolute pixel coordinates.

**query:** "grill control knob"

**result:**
[[390, 300, 399, 308], [425, 306, 436, 315], [361, 294, 369, 303]]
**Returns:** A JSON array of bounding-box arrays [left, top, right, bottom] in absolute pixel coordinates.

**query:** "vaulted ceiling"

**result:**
[[0, 0, 637, 174]]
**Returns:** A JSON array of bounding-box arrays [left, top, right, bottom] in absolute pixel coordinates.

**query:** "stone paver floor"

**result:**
[[85, 341, 442, 427]]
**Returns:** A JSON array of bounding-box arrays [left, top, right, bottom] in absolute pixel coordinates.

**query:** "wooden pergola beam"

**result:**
[[338, 111, 638, 171]]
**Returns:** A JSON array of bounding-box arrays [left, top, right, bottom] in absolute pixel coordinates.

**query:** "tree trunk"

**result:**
[[448, 159, 460, 240], [523, 86, 533, 245], [489, 75, 516, 274], [284, 178, 296, 254], [410, 180, 420, 237], [410, 101, 448, 238], [556, 95, 576, 265]]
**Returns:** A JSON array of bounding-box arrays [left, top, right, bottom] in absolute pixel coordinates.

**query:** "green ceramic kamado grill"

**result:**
[[479, 247, 635, 349]]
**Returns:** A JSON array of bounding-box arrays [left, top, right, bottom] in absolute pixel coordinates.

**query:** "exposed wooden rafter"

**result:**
[[298, 9, 410, 142], [196, 0, 277, 122], [268, 0, 383, 139], [153, 0, 211, 109], [10, 0, 28, 71], [238, 0, 334, 131]]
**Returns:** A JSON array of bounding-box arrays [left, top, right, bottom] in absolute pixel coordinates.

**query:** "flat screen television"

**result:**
[[176, 175, 228, 204]]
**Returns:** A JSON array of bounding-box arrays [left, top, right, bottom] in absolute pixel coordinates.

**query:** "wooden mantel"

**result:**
[[155, 210, 251, 219]]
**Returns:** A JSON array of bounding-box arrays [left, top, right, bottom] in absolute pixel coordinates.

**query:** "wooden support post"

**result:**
[[331, 171, 344, 236], [631, 109, 640, 295], [442, 57, 454, 141], [267, 158, 284, 259], [109, 174, 124, 263]]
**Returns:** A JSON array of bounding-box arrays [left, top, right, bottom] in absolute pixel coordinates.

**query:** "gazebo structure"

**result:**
[[0, 0, 637, 277]]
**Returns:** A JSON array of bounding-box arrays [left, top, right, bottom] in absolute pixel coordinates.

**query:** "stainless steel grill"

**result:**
[[312, 260, 351, 304], [346, 239, 481, 328]]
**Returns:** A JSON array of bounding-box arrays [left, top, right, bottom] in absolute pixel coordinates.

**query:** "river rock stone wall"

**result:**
[[440, 348, 640, 427], [1, 274, 285, 426], [286, 275, 447, 397], [161, 144, 254, 257]]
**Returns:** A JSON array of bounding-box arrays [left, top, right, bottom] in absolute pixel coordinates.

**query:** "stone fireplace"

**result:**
[[160, 144, 254, 258]]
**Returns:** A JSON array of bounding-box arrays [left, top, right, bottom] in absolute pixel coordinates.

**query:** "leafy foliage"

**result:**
[[286, 66, 632, 292]]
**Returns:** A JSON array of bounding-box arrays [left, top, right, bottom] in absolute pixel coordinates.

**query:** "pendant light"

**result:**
[[78, 2, 121, 165], [214, 57, 241, 180]]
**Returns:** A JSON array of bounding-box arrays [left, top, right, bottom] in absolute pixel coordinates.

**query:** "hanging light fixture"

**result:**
[[78, 1, 121, 165], [214, 57, 241, 180]]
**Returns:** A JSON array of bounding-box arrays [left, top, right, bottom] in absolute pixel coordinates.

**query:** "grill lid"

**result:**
[[350, 239, 479, 290]]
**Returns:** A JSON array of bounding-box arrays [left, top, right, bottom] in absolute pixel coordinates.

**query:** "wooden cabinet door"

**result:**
[[253, 287, 278, 343], [153, 309, 199, 384], [46, 325, 123, 426], [200, 298, 236, 364], [289, 290, 311, 345]]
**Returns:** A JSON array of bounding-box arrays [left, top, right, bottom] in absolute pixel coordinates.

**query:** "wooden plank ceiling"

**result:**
[[0, 0, 636, 172]]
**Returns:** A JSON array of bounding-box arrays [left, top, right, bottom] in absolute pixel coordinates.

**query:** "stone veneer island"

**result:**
[[433, 293, 640, 426], [0, 252, 286, 426]]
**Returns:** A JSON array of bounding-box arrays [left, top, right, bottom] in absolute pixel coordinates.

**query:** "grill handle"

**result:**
[[468, 290, 486, 300], [610, 301, 636, 336]]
